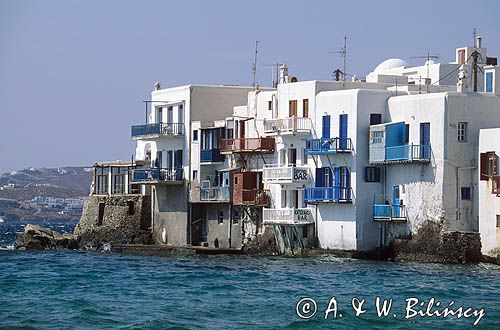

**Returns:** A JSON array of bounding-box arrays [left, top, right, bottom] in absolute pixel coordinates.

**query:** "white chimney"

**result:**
[[279, 64, 288, 84], [457, 65, 468, 92], [476, 36, 482, 48]]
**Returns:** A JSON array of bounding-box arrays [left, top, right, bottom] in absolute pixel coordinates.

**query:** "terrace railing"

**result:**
[[304, 187, 352, 203], [263, 116, 312, 134], [305, 137, 353, 154], [131, 123, 184, 139]]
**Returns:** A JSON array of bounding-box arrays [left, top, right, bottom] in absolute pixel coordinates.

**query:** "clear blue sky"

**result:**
[[1, 0, 499, 173]]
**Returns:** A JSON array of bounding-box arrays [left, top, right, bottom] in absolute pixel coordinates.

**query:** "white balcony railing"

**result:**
[[262, 164, 311, 184], [263, 208, 314, 225], [263, 116, 312, 134]]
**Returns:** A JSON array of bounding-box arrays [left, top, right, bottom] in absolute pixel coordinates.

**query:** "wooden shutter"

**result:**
[[289, 100, 297, 116], [480, 152, 489, 181]]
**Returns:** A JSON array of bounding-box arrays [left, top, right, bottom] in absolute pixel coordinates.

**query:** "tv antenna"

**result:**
[[263, 62, 283, 88], [409, 52, 439, 91], [329, 36, 347, 81], [252, 40, 260, 87]]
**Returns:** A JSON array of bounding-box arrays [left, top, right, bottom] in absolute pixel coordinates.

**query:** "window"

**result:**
[[281, 190, 287, 208], [458, 122, 467, 142], [232, 209, 240, 225], [193, 130, 198, 141], [127, 201, 135, 216], [303, 99, 309, 117], [461, 187, 471, 200], [218, 210, 224, 224], [98, 203, 105, 226], [496, 215, 500, 227], [193, 170, 198, 180], [486, 72, 493, 93], [111, 167, 125, 194], [370, 113, 382, 125], [365, 167, 381, 182], [458, 49, 466, 64], [289, 100, 297, 116], [268, 100, 272, 111], [234, 176, 238, 185], [405, 124, 409, 144]]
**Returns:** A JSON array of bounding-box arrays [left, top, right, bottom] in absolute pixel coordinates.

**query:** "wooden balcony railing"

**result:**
[[220, 137, 275, 154]]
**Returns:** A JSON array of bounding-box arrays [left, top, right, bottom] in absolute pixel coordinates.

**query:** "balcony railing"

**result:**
[[200, 186, 230, 202], [220, 137, 275, 154], [492, 175, 500, 194], [373, 204, 407, 221], [130, 168, 183, 183], [236, 189, 270, 206], [262, 165, 311, 184], [305, 138, 353, 154], [263, 208, 314, 225], [131, 123, 184, 139], [263, 116, 312, 134], [370, 144, 431, 164], [200, 148, 225, 163], [304, 187, 352, 203]]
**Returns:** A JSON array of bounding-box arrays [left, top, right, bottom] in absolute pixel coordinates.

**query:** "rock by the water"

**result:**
[[14, 224, 78, 250]]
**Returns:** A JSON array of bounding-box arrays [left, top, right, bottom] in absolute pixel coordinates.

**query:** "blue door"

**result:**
[[333, 167, 340, 201], [393, 185, 400, 217], [339, 114, 348, 150], [420, 122, 430, 159], [322, 115, 331, 139]]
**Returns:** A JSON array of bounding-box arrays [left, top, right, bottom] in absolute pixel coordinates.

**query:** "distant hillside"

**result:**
[[0, 166, 92, 222], [0, 167, 92, 201]]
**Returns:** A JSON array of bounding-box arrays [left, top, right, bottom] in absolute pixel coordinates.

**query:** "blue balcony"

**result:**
[[304, 187, 352, 204], [131, 168, 183, 184], [131, 123, 184, 139], [373, 204, 407, 221], [384, 144, 431, 163], [305, 138, 353, 154], [200, 148, 224, 163]]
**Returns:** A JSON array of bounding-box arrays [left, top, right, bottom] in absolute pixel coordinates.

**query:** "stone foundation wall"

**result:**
[[74, 195, 151, 248], [393, 220, 482, 263]]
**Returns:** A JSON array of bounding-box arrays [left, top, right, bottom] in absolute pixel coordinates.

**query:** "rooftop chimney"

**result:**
[[476, 36, 482, 48], [279, 64, 288, 84]]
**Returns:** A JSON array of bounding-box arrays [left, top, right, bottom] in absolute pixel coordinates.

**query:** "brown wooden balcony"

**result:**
[[233, 189, 270, 206], [220, 137, 275, 154]]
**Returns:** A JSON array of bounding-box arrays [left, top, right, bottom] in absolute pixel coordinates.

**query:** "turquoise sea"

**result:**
[[0, 221, 498, 329]]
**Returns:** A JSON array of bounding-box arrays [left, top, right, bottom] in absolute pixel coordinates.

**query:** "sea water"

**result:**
[[0, 221, 498, 329]]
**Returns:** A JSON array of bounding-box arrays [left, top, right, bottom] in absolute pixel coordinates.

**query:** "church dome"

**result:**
[[373, 58, 408, 73]]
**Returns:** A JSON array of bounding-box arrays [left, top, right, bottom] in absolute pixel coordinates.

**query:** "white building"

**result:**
[[131, 84, 256, 247], [124, 37, 500, 255]]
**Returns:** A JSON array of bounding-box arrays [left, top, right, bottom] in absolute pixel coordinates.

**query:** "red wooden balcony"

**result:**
[[220, 137, 275, 154]]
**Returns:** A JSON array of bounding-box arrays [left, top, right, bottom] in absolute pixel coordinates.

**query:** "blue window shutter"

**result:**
[[339, 114, 348, 149], [322, 115, 331, 139]]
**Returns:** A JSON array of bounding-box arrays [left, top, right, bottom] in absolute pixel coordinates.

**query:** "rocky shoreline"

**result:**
[[11, 223, 499, 266]]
